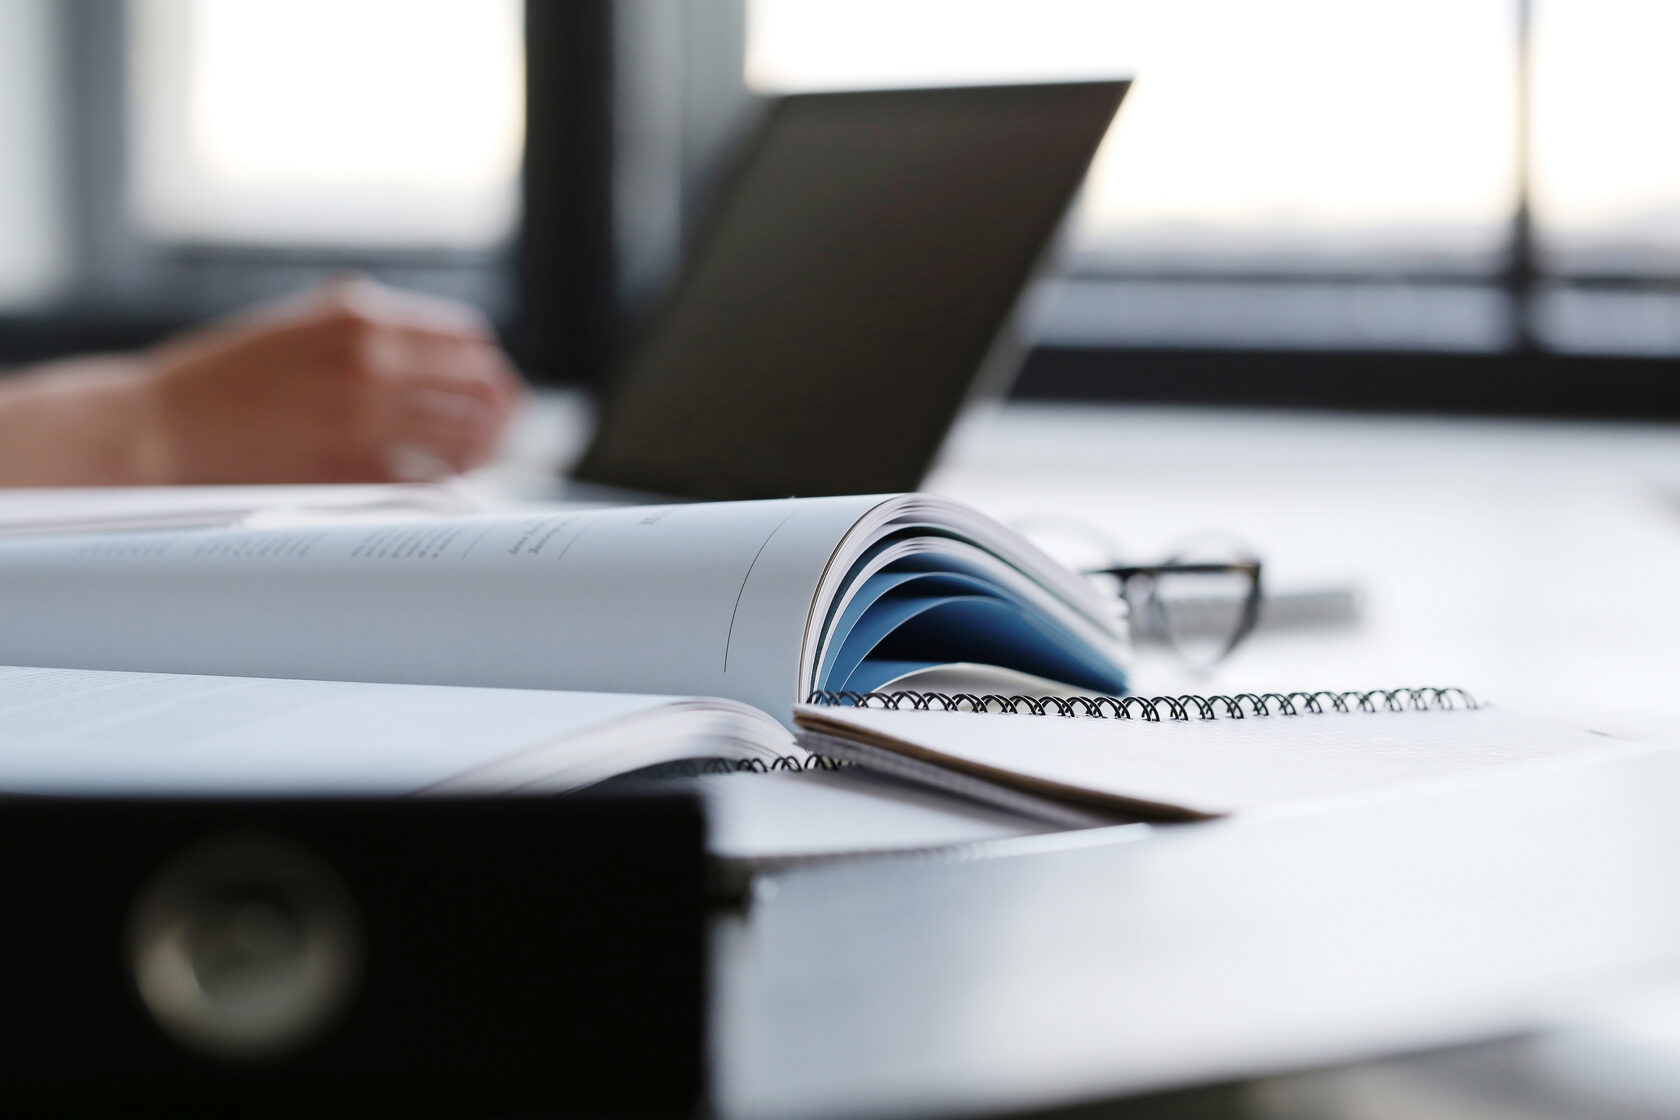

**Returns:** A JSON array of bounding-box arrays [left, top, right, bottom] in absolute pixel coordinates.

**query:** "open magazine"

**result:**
[[0, 493, 1127, 724], [0, 495, 1130, 861]]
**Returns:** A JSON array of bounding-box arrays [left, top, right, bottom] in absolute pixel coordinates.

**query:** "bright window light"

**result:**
[[748, 0, 1519, 273], [1532, 0, 1680, 274], [128, 0, 524, 248]]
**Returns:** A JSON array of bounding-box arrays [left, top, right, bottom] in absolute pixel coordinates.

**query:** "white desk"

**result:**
[[712, 745, 1680, 1119], [485, 393, 1680, 1117], [925, 402, 1680, 746]]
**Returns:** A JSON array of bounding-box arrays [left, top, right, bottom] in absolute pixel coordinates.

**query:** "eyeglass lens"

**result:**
[[1134, 536, 1262, 673]]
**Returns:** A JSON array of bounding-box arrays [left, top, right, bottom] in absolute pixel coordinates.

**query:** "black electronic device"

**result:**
[[0, 792, 706, 1116], [574, 80, 1130, 499]]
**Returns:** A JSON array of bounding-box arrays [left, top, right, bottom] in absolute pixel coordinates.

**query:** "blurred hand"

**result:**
[[134, 278, 522, 483]]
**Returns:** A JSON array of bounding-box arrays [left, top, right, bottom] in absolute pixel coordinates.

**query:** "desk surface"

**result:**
[[710, 745, 1680, 1119], [923, 401, 1680, 746], [485, 394, 1680, 1118]]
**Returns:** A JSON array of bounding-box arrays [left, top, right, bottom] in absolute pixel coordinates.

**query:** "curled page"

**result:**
[[0, 494, 1126, 723]]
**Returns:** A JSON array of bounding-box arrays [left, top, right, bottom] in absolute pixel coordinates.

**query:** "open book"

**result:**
[[0, 664, 1068, 864], [0, 494, 1125, 724]]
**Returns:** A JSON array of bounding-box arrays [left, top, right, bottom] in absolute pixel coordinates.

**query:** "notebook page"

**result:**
[[793, 704, 1655, 818]]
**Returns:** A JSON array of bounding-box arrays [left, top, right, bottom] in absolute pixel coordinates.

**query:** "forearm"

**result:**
[[0, 357, 167, 486]]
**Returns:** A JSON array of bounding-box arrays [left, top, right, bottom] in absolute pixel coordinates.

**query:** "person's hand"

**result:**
[[130, 278, 522, 484]]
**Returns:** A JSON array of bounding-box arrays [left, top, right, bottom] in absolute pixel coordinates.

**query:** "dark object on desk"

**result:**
[[1094, 552, 1264, 670], [0, 792, 706, 1116], [574, 80, 1130, 499]]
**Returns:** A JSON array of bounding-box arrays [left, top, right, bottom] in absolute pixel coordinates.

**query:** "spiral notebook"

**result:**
[[793, 689, 1656, 822]]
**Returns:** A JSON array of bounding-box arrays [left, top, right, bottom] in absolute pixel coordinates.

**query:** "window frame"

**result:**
[[0, 0, 516, 365], [8, 0, 1680, 421], [1013, 0, 1680, 419]]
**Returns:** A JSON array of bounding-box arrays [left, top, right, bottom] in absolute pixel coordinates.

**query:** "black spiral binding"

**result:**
[[730, 755, 847, 773], [804, 687, 1478, 721], [688, 755, 845, 775]]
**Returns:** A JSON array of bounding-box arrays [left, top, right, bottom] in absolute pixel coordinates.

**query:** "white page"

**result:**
[[0, 482, 484, 535], [0, 496, 885, 721], [0, 665, 785, 794], [794, 704, 1658, 818], [691, 768, 1067, 863]]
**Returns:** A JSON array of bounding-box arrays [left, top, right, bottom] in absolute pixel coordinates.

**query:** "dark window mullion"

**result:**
[[58, 0, 143, 306]]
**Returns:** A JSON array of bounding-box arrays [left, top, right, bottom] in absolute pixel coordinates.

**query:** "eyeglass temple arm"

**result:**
[[1085, 561, 1263, 579]]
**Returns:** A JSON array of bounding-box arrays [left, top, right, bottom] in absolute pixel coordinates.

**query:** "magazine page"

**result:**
[[0, 482, 485, 535], [0, 496, 885, 720], [0, 665, 788, 795]]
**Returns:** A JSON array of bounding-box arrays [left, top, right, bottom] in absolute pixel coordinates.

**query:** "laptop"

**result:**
[[571, 80, 1130, 500]]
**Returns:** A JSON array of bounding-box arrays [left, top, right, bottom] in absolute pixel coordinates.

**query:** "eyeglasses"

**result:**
[[1087, 551, 1264, 673], [1012, 517, 1263, 673]]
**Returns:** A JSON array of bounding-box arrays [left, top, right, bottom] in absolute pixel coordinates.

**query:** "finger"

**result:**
[[366, 330, 522, 417], [416, 337, 522, 416], [388, 387, 504, 474]]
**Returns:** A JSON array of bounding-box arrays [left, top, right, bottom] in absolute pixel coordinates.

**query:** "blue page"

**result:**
[[843, 597, 1127, 695], [817, 542, 1128, 697], [827, 593, 993, 692], [818, 570, 933, 685], [821, 570, 1021, 685]]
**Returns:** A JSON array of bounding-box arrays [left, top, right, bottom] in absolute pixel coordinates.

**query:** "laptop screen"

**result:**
[[574, 81, 1130, 499]]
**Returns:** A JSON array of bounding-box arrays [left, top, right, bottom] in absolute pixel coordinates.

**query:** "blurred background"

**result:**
[[2, 0, 1679, 415]]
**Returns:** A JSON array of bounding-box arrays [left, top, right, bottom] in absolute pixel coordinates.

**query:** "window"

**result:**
[[8, 1, 1676, 412], [1533, 0, 1680, 276], [753, 0, 1516, 273], [747, 0, 1680, 391], [0, 0, 524, 352], [1531, 0, 1680, 354], [127, 0, 523, 248]]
